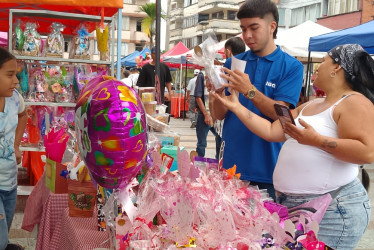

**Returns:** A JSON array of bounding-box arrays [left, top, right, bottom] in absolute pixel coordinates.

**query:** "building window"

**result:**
[[328, 0, 358, 15], [227, 11, 237, 20], [123, 0, 132, 3], [212, 11, 224, 19], [198, 14, 209, 23], [216, 34, 222, 42], [135, 43, 143, 51], [122, 16, 130, 30], [136, 19, 142, 32]]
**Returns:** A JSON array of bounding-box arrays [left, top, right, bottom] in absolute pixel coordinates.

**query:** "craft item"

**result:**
[[45, 158, 68, 193], [46, 22, 65, 57], [96, 25, 109, 61], [22, 22, 41, 56], [12, 19, 24, 55], [75, 76, 147, 189], [72, 25, 90, 59]]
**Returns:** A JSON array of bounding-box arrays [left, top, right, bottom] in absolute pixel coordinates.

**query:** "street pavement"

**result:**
[[169, 116, 374, 250]]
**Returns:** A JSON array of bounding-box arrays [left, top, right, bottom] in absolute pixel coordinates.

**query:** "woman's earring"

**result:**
[[330, 71, 336, 78]]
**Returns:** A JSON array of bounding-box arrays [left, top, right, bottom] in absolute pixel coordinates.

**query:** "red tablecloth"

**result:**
[[22, 174, 110, 250], [171, 95, 188, 118]]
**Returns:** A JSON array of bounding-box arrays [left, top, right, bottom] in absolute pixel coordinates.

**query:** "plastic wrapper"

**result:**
[[46, 22, 65, 58], [22, 22, 41, 56], [12, 19, 24, 55], [189, 32, 228, 90], [146, 113, 170, 132], [125, 148, 291, 249], [96, 25, 109, 61], [70, 24, 90, 59]]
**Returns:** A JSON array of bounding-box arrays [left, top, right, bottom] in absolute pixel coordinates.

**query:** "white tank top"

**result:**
[[273, 96, 358, 194]]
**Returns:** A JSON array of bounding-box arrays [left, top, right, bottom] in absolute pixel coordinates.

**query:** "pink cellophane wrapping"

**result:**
[[126, 150, 291, 249]]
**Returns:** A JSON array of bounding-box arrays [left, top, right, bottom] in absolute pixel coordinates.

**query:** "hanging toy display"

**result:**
[[46, 22, 65, 58], [96, 25, 109, 61], [71, 25, 90, 60], [12, 19, 24, 55], [22, 22, 41, 56]]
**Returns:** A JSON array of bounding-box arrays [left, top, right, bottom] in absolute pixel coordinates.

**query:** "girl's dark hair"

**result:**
[[0, 47, 16, 69], [346, 50, 374, 104], [237, 0, 279, 39], [225, 37, 246, 56]]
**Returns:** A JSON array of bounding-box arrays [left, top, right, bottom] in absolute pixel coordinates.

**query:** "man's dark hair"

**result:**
[[225, 37, 246, 56], [123, 70, 130, 78], [237, 0, 279, 39]]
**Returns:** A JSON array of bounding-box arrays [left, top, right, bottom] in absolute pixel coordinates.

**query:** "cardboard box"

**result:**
[[45, 158, 68, 194], [68, 179, 97, 217], [160, 146, 185, 171], [143, 101, 157, 115]]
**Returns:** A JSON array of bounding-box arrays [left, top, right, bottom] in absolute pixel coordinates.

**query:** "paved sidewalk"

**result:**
[[169, 116, 374, 250]]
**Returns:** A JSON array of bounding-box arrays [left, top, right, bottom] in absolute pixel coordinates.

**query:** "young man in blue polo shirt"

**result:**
[[210, 0, 303, 199]]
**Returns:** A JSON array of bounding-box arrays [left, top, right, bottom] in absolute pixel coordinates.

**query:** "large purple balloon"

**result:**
[[75, 76, 147, 189]]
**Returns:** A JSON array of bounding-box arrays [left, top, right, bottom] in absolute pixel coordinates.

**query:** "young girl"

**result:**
[[0, 47, 27, 250]]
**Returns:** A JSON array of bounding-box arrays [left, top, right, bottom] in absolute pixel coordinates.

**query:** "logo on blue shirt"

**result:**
[[266, 81, 276, 88]]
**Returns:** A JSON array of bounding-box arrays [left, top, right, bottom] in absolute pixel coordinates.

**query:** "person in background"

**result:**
[[194, 72, 221, 159], [0, 47, 27, 250], [209, 0, 304, 199], [186, 69, 200, 128], [209, 37, 246, 156], [129, 67, 139, 87], [120, 69, 133, 88], [213, 43, 373, 250], [137, 46, 173, 110]]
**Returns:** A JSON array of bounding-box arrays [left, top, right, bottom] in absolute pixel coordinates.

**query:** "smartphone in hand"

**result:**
[[274, 103, 295, 129]]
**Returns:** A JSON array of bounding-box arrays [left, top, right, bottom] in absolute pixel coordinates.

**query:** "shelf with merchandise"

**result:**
[[24, 102, 76, 108], [15, 55, 112, 65]]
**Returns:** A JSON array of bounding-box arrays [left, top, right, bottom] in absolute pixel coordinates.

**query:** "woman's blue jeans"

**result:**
[[0, 187, 17, 250], [276, 178, 371, 250]]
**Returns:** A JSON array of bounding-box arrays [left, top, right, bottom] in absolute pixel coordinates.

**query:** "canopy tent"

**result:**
[[275, 21, 333, 61], [0, 1, 122, 35], [308, 20, 374, 54], [304, 20, 374, 100], [141, 41, 190, 68], [118, 47, 151, 68]]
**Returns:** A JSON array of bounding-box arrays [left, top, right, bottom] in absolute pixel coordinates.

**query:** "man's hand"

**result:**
[[220, 67, 253, 95], [204, 113, 213, 126], [15, 146, 22, 165]]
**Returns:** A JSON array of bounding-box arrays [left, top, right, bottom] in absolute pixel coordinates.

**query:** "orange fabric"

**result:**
[[22, 151, 46, 185], [0, 0, 123, 8], [0, 3, 121, 34]]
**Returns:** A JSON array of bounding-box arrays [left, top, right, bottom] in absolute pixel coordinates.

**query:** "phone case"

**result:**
[[274, 103, 295, 129]]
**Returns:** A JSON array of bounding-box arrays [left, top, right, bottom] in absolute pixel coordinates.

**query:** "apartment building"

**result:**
[[167, 0, 373, 51], [167, 0, 242, 49]]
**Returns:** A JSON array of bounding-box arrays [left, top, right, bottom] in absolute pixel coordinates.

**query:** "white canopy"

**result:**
[[275, 20, 334, 60]]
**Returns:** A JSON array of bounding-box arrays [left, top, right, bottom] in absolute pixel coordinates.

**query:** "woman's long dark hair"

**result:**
[[346, 50, 374, 104]]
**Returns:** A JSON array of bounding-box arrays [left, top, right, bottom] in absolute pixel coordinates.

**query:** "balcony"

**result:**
[[170, 29, 183, 40], [170, 8, 184, 20], [198, 0, 240, 13], [196, 19, 241, 34]]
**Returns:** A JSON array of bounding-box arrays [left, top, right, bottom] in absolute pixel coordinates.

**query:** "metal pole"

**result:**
[[183, 56, 188, 120], [304, 51, 311, 103], [155, 0, 161, 97], [116, 9, 122, 79]]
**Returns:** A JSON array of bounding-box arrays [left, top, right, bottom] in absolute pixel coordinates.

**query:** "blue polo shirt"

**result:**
[[222, 46, 303, 184]]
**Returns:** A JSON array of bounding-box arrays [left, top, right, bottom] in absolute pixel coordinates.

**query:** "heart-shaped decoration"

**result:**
[[132, 140, 144, 153], [105, 167, 118, 175], [118, 85, 137, 105], [95, 151, 114, 166], [96, 87, 111, 100], [93, 108, 111, 132], [99, 136, 122, 151]]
